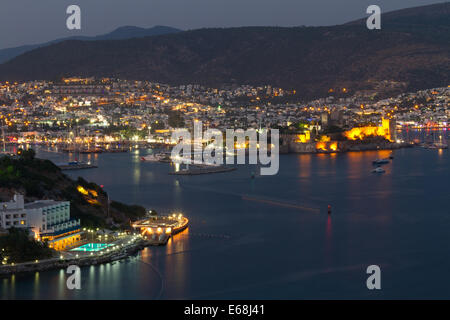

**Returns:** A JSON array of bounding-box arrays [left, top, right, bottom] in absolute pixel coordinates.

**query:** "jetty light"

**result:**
[[157, 227, 163, 234], [165, 227, 172, 234]]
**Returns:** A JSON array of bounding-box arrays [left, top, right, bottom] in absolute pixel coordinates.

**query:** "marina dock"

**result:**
[[170, 165, 236, 175], [58, 163, 98, 170]]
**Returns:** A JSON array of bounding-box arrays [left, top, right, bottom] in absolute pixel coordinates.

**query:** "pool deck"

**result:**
[[70, 243, 114, 252], [0, 217, 190, 275], [0, 235, 146, 276]]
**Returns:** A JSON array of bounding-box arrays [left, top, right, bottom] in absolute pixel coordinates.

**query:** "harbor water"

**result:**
[[1, 129, 450, 299]]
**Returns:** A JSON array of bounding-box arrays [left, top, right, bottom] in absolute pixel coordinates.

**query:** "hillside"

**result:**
[[0, 3, 448, 99], [0, 150, 146, 228]]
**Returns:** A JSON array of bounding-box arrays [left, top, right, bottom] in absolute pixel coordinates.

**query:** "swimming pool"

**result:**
[[71, 243, 113, 252]]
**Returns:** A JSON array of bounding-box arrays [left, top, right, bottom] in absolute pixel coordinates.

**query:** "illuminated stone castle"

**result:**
[[283, 116, 398, 153], [344, 117, 396, 142]]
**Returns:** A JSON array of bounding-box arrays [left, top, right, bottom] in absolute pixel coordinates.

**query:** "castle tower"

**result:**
[[381, 118, 391, 141]]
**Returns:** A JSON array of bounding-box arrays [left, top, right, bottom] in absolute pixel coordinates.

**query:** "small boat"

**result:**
[[141, 155, 158, 162], [79, 149, 103, 154], [422, 133, 448, 149], [66, 160, 92, 166], [427, 142, 448, 149], [372, 158, 390, 165], [107, 148, 128, 153], [141, 153, 167, 162], [57, 160, 97, 170], [372, 167, 385, 174]]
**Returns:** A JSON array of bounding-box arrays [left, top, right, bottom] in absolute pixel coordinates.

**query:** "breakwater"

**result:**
[[170, 165, 236, 175]]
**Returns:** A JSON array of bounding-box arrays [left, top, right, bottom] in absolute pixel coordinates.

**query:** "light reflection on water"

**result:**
[[2, 131, 450, 299]]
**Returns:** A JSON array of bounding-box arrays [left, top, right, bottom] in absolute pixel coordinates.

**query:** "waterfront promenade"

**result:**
[[0, 233, 145, 275], [0, 215, 189, 276]]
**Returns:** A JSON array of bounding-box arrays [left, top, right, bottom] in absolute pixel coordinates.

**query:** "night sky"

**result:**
[[0, 0, 442, 49]]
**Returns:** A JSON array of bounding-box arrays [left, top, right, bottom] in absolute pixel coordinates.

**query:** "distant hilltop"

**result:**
[[0, 3, 448, 100], [0, 25, 182, 64]]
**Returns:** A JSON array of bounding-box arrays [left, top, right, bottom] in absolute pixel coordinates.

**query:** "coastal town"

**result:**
[[0, 0, 449, 304], [0, 78, 448, 153], [0, 77, 449, 273]]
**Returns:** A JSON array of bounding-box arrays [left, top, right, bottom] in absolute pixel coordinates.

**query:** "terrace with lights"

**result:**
[[0, 150, 187, 274]]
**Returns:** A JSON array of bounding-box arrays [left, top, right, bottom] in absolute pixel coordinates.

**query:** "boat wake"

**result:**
[[242, 195, 320, 213]]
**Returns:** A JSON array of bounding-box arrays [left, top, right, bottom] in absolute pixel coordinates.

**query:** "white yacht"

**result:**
[[372, 167, 385, 174], [141, 153, 166, 162]]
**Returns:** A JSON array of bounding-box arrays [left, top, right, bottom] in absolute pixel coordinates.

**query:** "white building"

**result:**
[[0, 194, 82, 250], [0, 194, 27, 229]]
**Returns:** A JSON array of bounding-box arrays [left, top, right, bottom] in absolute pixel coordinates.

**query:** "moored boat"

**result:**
[[141, 153, 168, 162], [372, 158, 390, 165], [372, 167, 385, 174]]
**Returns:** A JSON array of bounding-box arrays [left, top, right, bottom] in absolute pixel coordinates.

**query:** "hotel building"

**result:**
[[0, 194, 82, 250]]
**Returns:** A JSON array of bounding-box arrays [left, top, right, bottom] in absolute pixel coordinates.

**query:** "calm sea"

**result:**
[[1, 129, 450, 299]]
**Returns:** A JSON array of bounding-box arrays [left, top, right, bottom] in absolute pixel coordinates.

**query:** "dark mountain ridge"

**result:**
[[0, 25, 181, 64], [0, 3, 448, 99]]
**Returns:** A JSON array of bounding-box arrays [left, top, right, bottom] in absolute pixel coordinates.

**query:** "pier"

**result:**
[[58, 163, 98, 170], [170, 164, 236, 175], [131, 215, 189, 245]]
